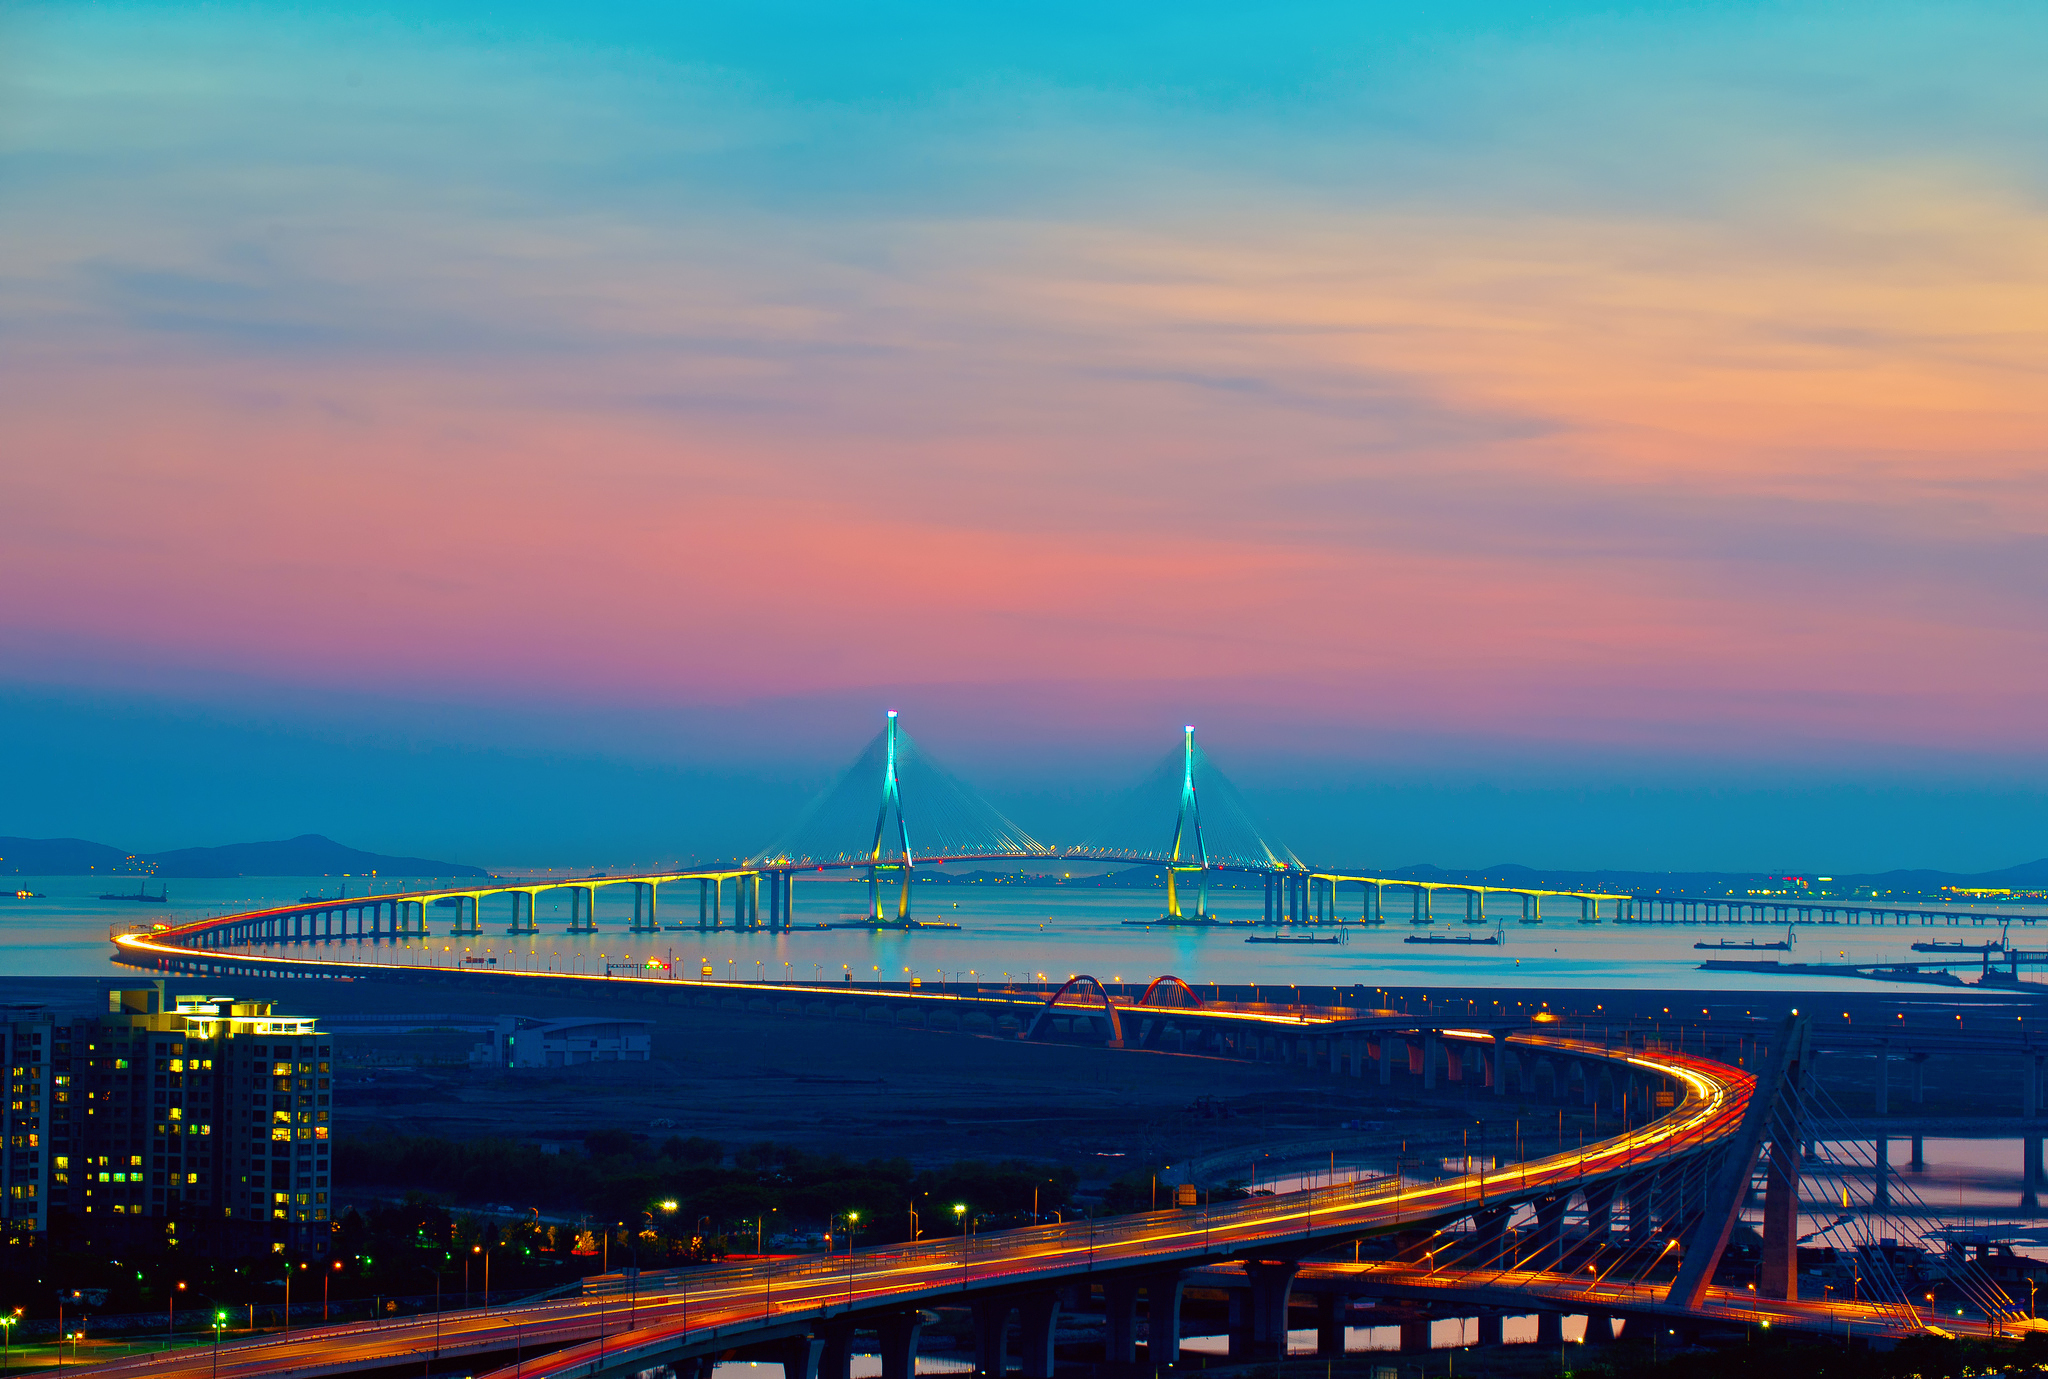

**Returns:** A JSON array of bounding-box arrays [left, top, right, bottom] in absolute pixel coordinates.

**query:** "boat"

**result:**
[[1695, 938, 1792, 951], [99, 882, 168, 903], [1405, 932, 1501, 946], [1912, 940, 2001, 954], [1246, 933, 1341, 945], [11, 889, 43, 899], [301, 883, 349, 903]]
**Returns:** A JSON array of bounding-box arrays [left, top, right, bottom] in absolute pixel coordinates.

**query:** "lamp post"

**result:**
[[844, 1211, 860, 1306], [211, 1311, 227, 1379], [326, 1260, 341, 1321], [168, 1281, 185, 1349], [2, 1311, 16, 1373]]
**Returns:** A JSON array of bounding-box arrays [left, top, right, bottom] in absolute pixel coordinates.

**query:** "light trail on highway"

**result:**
[[89, 1034, 1761, 1379]]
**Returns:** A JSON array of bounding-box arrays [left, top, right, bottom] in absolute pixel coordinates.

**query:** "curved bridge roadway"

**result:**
[[87, 1033, 1820, 1379]]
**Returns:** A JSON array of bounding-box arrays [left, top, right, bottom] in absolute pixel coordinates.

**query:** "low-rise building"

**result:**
[[479, 1016, 653, 1068]]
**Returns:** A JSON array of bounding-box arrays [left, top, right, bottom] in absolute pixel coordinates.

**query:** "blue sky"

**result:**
[[4, 0, 2045, 871]]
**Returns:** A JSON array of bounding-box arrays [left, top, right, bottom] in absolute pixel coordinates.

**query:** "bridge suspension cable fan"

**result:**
[[1070, 726, 1301, 878], [753, 711, 1050, 923]]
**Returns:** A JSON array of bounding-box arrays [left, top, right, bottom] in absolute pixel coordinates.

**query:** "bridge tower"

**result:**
[[868, 710, 916, 924], [1163, 726, 1212, 921]]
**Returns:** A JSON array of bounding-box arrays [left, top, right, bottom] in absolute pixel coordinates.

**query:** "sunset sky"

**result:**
[[4, 2, 2045, 870]]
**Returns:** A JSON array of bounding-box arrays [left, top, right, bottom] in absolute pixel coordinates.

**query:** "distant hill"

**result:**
[[0, 833, 486, 878], [0, 837, 139, 874]]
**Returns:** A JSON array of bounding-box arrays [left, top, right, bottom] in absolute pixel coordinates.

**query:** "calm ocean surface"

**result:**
[[7, 873, 2047, 995]]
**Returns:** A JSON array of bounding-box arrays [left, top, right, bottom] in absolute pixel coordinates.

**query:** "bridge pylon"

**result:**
[[1163, 726, 1212, 921], [867, 710, 915, 924]]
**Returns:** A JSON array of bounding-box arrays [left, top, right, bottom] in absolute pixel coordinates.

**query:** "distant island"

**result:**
[[0, 833, 488, 879]]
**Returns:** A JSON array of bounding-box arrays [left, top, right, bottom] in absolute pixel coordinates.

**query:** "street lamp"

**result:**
[[953, 1204, 967, 1236], [168, 1281, 185, 1349], [326, 1260, 342, 1321], [212, 1311, 228, 1379], [2, 1311, 16, 1372]]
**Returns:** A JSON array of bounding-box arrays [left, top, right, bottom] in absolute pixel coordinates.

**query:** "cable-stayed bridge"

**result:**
[[117, 711, 1632, 945]]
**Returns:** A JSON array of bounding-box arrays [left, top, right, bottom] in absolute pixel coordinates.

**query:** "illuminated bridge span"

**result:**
[[119, 713, 1628, 953], [93, 1017, 2008, 1379]]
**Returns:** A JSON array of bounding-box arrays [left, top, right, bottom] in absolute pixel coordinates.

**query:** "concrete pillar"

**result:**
[[1236, 1261, 1299, 1360], [2026, 1138, 2043, 1214], [1423, 1031, 1439, 1091], [878, 1311, 924, 1379], [1314, 1293, 1344, 1356], [1379, 1037, 1395, 1086], [1476, 1312, 1503, 1346], [1536, 1312, 1564, 1345], [1016, 1290, 1062, 1379], [1581, 1182, 1616, 1253], [1492, 1032, 1509, 1096], [1584, 1313, 1617, 1343], [1912, 1055, 1928, 1105], [1398, 1317, 1430, 1352], [1873, 1137, 1890, 1207], [971, 1298, 1012, 1378], [2031, 1055, 2044, 1120], [1530, 1194, 1568, 1271], [819, 1319, 858, 1379], [1141, 1272, 1184, 1372], [1760, 1136, 1800, 1299], [1104, 1278, 1139, 1366], [1911, 1134, 1925, 1168], [1876, 1042, 1890, 1115], [776, 1335, 825, 1379]]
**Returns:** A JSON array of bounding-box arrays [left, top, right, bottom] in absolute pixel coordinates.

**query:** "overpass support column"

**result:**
[[1581, 1181, 1616, 1254], [1423, 1031, 1439, 1091], [2029, 1055, 2044, 1120], [1315, 1293, 1345, 1357], [1530, 1193, 1568, 1271], [1236, 1261, 1299, 1361], [1015, 1290, 1063, 1379], [878, 1310, 925, 1379], [1476, 1312, 1503, 1346], [1379, 1037, 1395, 1086], [1104, 1278, 1140, 1368], [1535, 1312, 1563, 1345], [970, 1298, 1012, 1378], [1141, 1271, 1184, 1372], [775, 1335, 826, 1379], [1876, 1041, 1890, 1115], [1584, 1313, 1617, 1343], [1912, 1053, 1928, 1104], [1873, 1136, 1891, 1207], [819, 1318, 858, 1379]]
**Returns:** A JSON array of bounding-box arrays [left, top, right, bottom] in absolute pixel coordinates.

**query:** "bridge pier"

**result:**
[[1314, 1292, 1344, 1357], [775, 1334, 826, 1379], [1231, 1260, 1299, 1361], [1535, 1311, 1563, 1345], [877, 1310, 924, 1379], [820, 1317, 858, 1379], [1476, 1311, 1503, 1346], [970, 1297, 1011, 1378], [1015, 1289, 1062, 1379]]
